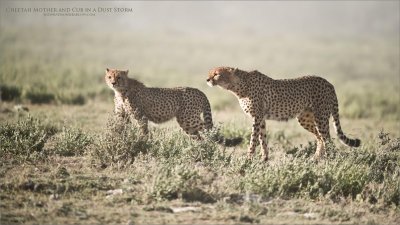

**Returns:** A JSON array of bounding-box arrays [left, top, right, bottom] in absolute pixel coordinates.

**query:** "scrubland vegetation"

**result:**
[[1, 7, 399, 224], [0, 114, 399, 224]]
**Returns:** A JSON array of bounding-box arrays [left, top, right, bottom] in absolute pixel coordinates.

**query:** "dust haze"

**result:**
[[1, 1, 399, 38]]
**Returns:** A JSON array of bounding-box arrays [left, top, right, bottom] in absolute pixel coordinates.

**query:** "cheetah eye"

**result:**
[[108, 76, 111, 79]]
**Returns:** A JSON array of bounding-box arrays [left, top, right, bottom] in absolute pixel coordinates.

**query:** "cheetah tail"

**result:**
[[213, 135, 243, 147], [222, 136, 243, 147], [331, 99, 361, 147], [202, 99, 242, 147]]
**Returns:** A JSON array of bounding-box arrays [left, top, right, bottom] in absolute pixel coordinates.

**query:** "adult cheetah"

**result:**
[[207, 67, 360, 160], [105, 68, 242, 147]]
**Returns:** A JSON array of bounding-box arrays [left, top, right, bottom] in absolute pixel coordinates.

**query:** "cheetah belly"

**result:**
[[264, 110, 297, 121], [264, 99, 304, 121]]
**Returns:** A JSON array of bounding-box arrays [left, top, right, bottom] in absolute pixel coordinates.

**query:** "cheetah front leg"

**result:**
[[248, 116, 263, 159], [112, 101, 129, 133], [259, 120, 268, 161], [114, 98, 127, 121], [137, 116, 149, 135], [128, 107, 149, 135]]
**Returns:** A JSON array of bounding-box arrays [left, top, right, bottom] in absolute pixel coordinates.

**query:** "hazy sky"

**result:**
[[1, 1, 399, 37]]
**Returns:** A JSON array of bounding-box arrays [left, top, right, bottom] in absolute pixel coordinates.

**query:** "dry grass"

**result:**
[[1, 25, 399, 224]]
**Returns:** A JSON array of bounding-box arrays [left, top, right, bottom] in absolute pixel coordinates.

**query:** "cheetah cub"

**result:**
[[207, 67, 360, 161], [105, 68, 242, 147]]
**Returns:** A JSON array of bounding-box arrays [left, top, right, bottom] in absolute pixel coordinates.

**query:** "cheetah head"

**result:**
[[105, 68, 129, 91], [207, 67, 238, 89]]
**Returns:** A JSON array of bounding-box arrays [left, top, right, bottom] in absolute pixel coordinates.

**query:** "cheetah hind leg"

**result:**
[[177, 115, 203, 140], [297, 110, 325, 160], [313, 113, 331, 160]]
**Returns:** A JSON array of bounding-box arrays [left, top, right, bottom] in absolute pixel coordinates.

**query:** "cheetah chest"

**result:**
[[239, 98, 253, 116]]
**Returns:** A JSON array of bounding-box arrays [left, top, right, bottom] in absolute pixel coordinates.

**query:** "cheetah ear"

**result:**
[[106, 68, 110, 73], [232, 67, 238, 74]]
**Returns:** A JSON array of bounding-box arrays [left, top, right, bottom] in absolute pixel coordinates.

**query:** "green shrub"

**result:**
[[150, 127, 228, 165], [149, 163, 212, 202], [285, 141, 317, 159], [52, 127, 92, 156], [56, 93, 86, 105], [148, 130, 189, 160], [232, 133, 400, 206], [182, 139, 222, 164], [1, 84, 86, 105], [0, 84, 21, 101], [325, 162, 369, 201], [237, 158, 318, 199], [380, 169, 400, 206], [0, 116, 57, 164], [90, 118, 154, 168], [23, 87, 55, 104]]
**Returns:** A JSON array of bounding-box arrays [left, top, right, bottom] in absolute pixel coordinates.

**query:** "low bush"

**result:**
[[90, 117, 228, 168], [150, 127, 223, 164], [51, 127, 92, 156], [0, 116, 57, 164], [0, 84, 87, 105], [0, 84, 21, 101], [149, 163, 212, 202], [234, 133, 400, 206], [1, 115, 398, 208], [23, 87, 55, 104], [90, 118, 154, 168], [56, 93, 86, 105]]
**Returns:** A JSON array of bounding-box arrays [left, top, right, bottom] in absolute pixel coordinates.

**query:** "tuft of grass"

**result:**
[[150, 127, 223, 164], [90, 117, 154, 168], [148, 163, 214, 202], [0, 116, 57, 164], [51, 127, 92, 157]]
